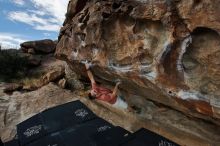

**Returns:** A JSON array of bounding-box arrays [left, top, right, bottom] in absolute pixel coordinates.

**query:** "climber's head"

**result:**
[[88, 90, 96, 100]]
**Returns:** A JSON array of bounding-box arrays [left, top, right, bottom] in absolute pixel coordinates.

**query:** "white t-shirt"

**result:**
[[113, 96, 128, 109]]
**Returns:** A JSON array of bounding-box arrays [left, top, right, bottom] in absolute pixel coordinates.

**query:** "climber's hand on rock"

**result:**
[[115, 79, 122, 86], [85, 62, 90, 70], [116, 82, 121, 87]]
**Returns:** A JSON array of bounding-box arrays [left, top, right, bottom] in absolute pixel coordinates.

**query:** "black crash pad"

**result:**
[[3, 139, 20, 146], [60, 118, 113, 146], [61, 130, 94, 146], [71, 117, 113, 136], [92, 126, 133, 146], [121, 128, 179, 146], [17, 114, 46, 145], [26, 132, 64, 146], [41, 100, 97, 133], [17, 100, 97, 145], [27, 118, 113, 146], [27, 131, 95, 146]]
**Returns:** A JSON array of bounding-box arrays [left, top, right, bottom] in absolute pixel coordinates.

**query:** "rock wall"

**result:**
[[1, 83, 220, 146], [55, 0, 220, 144]]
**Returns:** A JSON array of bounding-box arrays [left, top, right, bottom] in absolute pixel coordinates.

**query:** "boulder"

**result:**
[[55, 0, 220, 132], [22, 84, 39, 91], [65, 64, 84, 90], [3, 83, 23, 93], [20, 55, 66, 91], [41, 67, 65, 85], [27, 48, 35, 54], [22, 67, 65, 91], [27, 55, 41, 67], [58, 78, 67, 89], [0, 83, 220, 145], [20, 47, 28, 53], [21, 39, 56, 54]]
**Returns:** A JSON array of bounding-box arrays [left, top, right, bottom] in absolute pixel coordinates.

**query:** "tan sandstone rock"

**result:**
[[58, 78, 67, 89], [41, 67, 65, 85], [56, 0, 220, 122], [0, 83, 220, 145], [3, 83, 23, 93], [55, 0, 220, 144]]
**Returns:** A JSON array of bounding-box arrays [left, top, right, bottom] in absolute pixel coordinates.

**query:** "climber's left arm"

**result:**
[[111, 81, 121, 97]]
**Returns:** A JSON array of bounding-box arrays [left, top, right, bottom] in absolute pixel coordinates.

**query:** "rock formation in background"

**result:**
[[55, 0, 220, 145], [0, 39, 67, 92], [20, 39, 56, 54], [19, 39, 68, 91], [0, 38, 87, 142]]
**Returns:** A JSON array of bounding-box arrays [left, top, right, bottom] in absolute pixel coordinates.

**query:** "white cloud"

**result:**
[[7, 0, 69, 32], [9, 11, 43, 25], [0, 33, 27, 49], [27, 10, 46, 16], [12, 0, 25, 6], [30, 0, 69, 24], [8, 11, 60, 31], [35, 24, 60, 31], [43, 33, 51, 37], [3, 0, 69, 48]]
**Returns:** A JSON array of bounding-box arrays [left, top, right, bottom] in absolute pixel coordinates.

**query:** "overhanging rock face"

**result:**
[[55, 0, 220, 130]]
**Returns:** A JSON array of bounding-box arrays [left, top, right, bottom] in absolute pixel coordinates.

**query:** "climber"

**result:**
[[85, 62, 128, 109]]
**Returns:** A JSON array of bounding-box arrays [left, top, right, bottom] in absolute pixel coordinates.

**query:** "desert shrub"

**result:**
[[0, 49, 28, 81]]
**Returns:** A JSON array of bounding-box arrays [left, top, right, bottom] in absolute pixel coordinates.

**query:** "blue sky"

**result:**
[[0, 0, 69, 49]]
